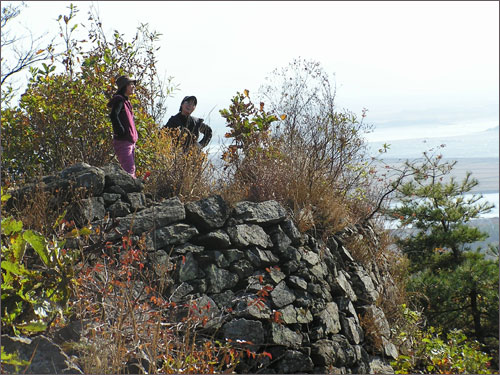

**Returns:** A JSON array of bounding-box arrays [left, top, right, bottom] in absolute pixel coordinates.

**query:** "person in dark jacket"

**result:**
[[163, 96, 212, 152], [107, 75, 138, 178]]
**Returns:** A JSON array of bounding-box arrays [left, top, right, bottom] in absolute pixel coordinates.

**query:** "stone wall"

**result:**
[[4, 163, 398, 374]]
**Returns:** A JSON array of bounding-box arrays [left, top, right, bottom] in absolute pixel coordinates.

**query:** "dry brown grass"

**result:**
[[342, 225, 410, 334], [140, 129, 217, 203], [5, 177, 86, 236], [359, 308, 385, 354]]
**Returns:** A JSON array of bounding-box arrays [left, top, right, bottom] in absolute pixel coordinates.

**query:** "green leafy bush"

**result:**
[[392, 305, 494, 374], [1, 190, 82, 336], [1, 3, 174, 184]]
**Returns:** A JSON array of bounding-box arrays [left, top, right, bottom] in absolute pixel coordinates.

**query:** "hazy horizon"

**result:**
[[2, 1, 498, 146]]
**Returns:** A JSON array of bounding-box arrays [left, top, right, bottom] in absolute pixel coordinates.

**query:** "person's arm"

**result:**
[[109, 99, 126, 138], [197, 119, 212, 148]]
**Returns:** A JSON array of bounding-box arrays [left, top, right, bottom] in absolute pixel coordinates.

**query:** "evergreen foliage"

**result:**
[[389, 151, 499, 367]]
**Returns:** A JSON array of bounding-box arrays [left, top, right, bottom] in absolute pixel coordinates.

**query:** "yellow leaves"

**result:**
[[243, 89, 249, 97], [280, 114, 287, 120]]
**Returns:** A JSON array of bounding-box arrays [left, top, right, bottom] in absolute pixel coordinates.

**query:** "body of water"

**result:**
[[465, 193, 499, 218]]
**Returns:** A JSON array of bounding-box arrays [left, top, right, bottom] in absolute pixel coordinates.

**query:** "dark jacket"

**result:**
[[163, 113, 212, 149], [107, 94, 138, 143]]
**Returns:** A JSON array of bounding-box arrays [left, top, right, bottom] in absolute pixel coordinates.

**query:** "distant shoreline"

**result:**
[[379, 157, 499, 194]]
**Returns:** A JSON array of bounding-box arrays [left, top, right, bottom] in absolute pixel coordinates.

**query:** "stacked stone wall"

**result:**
[[4, 163, 398, 374]]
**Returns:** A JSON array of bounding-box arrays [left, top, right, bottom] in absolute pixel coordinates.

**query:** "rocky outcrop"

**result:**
[[5, 163, 398, 374], [1, 335, 83, 374]]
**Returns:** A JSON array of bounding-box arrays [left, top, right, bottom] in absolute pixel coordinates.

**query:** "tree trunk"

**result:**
[[470, 288, 484, 344]]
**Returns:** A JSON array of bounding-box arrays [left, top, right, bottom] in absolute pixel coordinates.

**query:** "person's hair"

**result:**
[[116, 86, 127, 97], [179, 96, 197, 112]]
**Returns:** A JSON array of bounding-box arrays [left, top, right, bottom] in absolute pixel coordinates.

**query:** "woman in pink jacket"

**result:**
[[107, 75, 139, 178]]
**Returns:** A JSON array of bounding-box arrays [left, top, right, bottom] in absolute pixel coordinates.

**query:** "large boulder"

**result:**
[[232, 200, 288, 226], [1, 335, 83, 374], [185, 195, 230, 231], [222, 318, 265, 350], [102, 163, 142, 193]]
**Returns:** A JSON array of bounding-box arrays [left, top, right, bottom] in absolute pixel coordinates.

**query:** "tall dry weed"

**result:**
[[140, 129, 216, 202]]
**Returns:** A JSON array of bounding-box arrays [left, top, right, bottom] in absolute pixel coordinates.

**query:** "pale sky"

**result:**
[[3, 1, 499, 143]]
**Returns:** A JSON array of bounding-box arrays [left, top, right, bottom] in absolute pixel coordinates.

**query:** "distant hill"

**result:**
[[390, 217, 499, 259], [468, 217, 499, 256], [368, 126, 499, 159]]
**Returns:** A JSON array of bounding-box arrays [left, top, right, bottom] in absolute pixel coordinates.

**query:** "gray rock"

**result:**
[[340, 315, 364, 345], [246, 275, 272, 293], [281, 218, 303, 245], [294, 289, 314, 308], [59, 162, 106, 196], [307, 283, 323, 296], [107, 198, 185, 240], [212, 251, 230, 268], [194, 229, 231, 248], [353, 344, 370, 363], [361, 305, 391, 338], [279, 245, 302, 262], [333, 270, 358, 302], [230, 259, 255, 279], [318, 302, 341, 335], [279, 304, 298, 324], [107, 200, 131, 217], [152, 197, 186, 227], [224, 249, 244, 263], [339, 245, 355, 263], [173, 243, 205, 254], [382, 337, 399, 359], [311, 339, 337, 367], [245, 248, 262, 267], [206, 264, 239, 293], [104, 184, 127, 197], [222, 318, 265, 350], [232, 200, 287, 225], [1, 335, 83, 374], [235, 296, 271, 319], [270, 226, 292, 252], [211, 290, 236, 308], [296, 307, 314, 324], [147, 224, 198, 251], [271, 322, 302, 348], [271, 281, 296, 308], [150, 249, 174, 276], [288, 275, 308, 290], [282, 260, 301, 274], [67, 196, 105, 225], [368, 357, 395, 374], [336, 297, 360, 325], [268, 267, 286, 284], [310, 262, 328, 279], [102, 192, 121, 205], [227, 224, 273, 248], [190, 278, 208, 294], [311, 336, 356, 368], [185, 195, 230, 231], [178, 252, 200, 282], [302, 249, 320, 266], [274, 350, 314, 373], [170, 282, 195, 303], [189, 295, 221, 328], [127, 192, 146, 212], [102, 163, 142, 193], [351, 264, 379, 304], [248, 247, 280, 266]]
